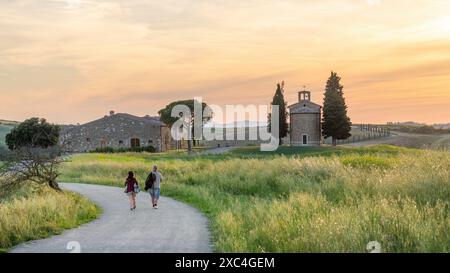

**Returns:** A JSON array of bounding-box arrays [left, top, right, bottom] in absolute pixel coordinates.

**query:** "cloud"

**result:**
[[366, 0, 381, 6], [0, 63, 85, 91]]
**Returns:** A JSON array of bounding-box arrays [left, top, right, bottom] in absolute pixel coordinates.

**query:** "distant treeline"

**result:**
[[389, 125, 450, 135]]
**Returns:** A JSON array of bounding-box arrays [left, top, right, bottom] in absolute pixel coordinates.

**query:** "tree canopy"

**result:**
[[158, 99, 212, 151], [5, 118, 60, 150]]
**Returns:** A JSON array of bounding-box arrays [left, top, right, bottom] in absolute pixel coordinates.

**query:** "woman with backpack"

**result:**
[[124, 171, 140, 211]]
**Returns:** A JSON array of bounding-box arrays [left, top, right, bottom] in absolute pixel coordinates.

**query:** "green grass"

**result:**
[[59, 145, 450, 252], [231, 144, 411, 157], [0, 186, 100, 251]]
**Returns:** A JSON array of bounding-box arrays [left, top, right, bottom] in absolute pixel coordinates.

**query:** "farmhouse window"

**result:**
[[130, 138, 141, 148]]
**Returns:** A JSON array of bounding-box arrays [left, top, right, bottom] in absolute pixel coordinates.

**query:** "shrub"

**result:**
[[91, 147, 115, 153], [90, 146, 156, 154]]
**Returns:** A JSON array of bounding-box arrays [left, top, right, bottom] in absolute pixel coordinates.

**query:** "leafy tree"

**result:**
[[322, 72, 351, 146], [268, 83, 289, 145], [2, 118, 62, 193], [158, 99, 212, 152], [5, 118, 60, 150]]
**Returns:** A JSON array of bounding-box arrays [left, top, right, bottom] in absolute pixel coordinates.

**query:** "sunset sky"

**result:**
[[1, 0, 449, 124]]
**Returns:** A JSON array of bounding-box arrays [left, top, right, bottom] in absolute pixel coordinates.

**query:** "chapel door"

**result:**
[[302, 135, 308, 145]]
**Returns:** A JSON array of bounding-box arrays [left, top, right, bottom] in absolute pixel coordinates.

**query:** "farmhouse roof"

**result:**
[[64, 113, 166, 130]]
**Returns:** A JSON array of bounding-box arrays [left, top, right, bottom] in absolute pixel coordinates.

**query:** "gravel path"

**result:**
[[11, 183, 212, 253]]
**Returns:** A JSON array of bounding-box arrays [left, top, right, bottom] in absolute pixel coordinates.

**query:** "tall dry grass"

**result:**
[[60, 146, 450, 252], [0, 187, 99, 251]]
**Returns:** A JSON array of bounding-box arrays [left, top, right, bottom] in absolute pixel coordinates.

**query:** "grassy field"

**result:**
[[60, 145, 450, 252], [0, 186, 100, 252], [348, 132, 450, 150], [389, 133, 450, 150]]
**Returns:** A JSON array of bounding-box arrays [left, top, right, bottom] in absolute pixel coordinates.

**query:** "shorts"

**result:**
[[148, 187, 160, 199]]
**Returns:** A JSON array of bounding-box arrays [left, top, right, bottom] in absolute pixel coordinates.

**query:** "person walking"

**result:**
[[124, 171, 140, 211], [145, 165, 163, 209]]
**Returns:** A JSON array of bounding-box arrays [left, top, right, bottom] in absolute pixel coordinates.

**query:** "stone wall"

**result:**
[[60, 114, 170, 152], [290, 112, 321, 146]]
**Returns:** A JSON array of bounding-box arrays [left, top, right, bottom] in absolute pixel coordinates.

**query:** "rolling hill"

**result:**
[[0, 125, 12, 148], [0, 120, 18, 148]]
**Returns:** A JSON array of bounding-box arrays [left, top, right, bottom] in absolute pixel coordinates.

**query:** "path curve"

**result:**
[[11, 183, 212, 253]]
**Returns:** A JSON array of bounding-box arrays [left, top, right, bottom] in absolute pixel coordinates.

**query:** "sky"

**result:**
[[0, 0, 449, 125]]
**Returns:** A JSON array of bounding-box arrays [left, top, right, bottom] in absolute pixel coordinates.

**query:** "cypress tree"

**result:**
[[268, 82, 289, 145], [322, 72, 351, 146]]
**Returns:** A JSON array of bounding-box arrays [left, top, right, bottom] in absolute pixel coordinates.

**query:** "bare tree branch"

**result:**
[[0, 145, 67, 195]]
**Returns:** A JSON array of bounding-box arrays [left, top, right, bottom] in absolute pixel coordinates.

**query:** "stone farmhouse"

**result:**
[[60, 111, 171, 152]]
